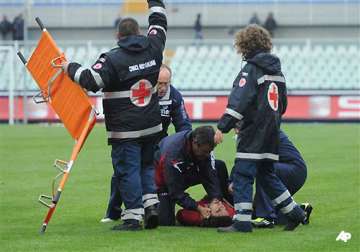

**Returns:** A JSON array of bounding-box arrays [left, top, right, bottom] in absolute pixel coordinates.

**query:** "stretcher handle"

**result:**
[[35, 17, 45, 30], [38, 195, 52, 208], [17, 51, 27, 65], [51, 55, 66, 68], [53, 159, 67, 173], [32, 91, 48, 104]]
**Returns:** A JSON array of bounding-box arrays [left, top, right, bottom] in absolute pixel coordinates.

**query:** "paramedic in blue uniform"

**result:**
[[62, 0, 167, 231], [214, 24, 306, 233], [101, 64, 192, 223], [157, 64, 192, 139], [224, 128, 312, 227], [252, 129, 311, 226], [154, 126, 223, 226]]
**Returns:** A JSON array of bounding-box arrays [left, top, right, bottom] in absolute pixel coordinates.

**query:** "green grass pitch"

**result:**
[[1, 123, 359, 251]]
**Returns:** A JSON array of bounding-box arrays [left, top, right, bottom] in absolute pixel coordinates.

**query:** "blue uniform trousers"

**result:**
[[232, 159, 303, 230], [108, 139, 158, 221], [253, 131, 307, 223]]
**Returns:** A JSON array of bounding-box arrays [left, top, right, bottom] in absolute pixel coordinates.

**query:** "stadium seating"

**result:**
[[0, 42, 359, 91], [169, 43, 360, 90]]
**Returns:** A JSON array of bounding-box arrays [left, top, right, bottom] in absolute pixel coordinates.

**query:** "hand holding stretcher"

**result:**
[[17, 17, 97, 234]]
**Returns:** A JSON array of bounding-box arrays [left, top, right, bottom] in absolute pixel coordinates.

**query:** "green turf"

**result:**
[[0, 123, 359, 251]]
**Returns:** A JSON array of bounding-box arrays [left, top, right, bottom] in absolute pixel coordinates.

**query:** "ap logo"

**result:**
[[336, 231, 351, 242]]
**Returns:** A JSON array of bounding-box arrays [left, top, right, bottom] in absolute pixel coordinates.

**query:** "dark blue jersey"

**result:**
[[155, 131, 221, 210], [159, 85, 192, 139]]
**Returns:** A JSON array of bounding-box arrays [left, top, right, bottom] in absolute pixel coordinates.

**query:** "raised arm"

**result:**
[[147, 0, 167, 52]]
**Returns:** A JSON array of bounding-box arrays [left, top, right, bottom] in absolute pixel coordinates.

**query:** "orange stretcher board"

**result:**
[[25, 28, 95, 140], [17, 17, 97, 234]]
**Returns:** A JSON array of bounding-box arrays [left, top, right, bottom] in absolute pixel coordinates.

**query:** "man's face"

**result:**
[[157, 68, 171, 97], [191, 141, 213, 161], [209, 199, 229, 217]]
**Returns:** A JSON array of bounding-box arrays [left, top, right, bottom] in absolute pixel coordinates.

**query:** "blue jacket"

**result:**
[[217, 52, 287, 161], [159, 85, 192, 139], [67, 0, 167, 144], [155, 131, 222, 210]]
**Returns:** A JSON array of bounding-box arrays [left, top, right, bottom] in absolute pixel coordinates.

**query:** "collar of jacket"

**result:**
[[117, 35, 150, 52], [244, 49, 265, 60]]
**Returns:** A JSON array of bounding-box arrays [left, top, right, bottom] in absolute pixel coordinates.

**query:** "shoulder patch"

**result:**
[[267, 82, 279, 111], [93, 63, 103, 70], [149, 29, 158, 36], [238, 78, 247, 87]]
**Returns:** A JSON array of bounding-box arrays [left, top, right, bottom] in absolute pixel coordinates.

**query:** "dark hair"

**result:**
[[192, 126, 215, 149], [234, 24, 272, 59], [118, 17, 140, 37]]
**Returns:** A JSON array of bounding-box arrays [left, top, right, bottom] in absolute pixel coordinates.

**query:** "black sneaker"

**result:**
[[144, 205, 159, 229], [251, 218, 274, 228], [284, 205, 305, 231], [112, 220, 142, 231], [300, 203, 313, 225]]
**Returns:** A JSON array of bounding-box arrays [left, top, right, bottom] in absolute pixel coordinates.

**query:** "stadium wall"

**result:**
[[24, 25, 359, 41], [1, 95, 359, 122]]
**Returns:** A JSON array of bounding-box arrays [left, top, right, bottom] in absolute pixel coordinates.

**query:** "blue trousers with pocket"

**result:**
[[108, 138, 157, 221], [253, 130, 307, 222]]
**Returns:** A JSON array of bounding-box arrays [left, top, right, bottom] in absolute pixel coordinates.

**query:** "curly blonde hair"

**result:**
[[234, 24, 272, 59]]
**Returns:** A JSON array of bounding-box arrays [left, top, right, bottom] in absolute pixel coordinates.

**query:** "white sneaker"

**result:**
[[100, 217, 117, 223]]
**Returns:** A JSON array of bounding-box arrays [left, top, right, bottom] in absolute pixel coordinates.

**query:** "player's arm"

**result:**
[[217, 70, 256, 133], [171, 92, 192, 132], [147, 0, 167, 51], [164, 162, 198, 210], [64, 54, 114, 93]]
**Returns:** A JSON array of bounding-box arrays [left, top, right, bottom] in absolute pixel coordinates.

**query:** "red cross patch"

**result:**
[[267, 82, 279, 111], [130, 79, 152, 107], [238, 78, 246, 87]]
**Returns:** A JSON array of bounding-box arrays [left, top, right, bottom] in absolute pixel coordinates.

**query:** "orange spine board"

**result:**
[[26, 31, 95, 140]]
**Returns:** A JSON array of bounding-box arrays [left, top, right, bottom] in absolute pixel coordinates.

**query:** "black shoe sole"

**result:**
[[145, 215, 159, 229]]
